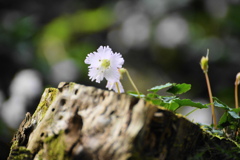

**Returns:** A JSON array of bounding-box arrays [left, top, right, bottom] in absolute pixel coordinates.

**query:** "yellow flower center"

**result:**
[[101, 59, 110, 69]]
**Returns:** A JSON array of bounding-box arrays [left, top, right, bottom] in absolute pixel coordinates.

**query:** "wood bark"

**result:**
[[7, 82, 240, 160]]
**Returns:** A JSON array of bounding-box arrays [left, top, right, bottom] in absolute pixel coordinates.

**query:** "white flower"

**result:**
[[106, 80, 124, 93], [85, 46, 124, 83]]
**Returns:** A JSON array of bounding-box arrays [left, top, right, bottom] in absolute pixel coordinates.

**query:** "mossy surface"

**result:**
[[8, 145, 33, 160], [68, 82, 76, 91], [43, 131, 70, 160], [32, 88, 58, 123]]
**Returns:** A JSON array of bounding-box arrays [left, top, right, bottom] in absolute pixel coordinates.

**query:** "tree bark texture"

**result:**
[[7, 82, 240, 160]]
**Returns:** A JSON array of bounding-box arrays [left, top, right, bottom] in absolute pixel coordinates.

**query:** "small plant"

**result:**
[[199, 52, 240, 142], [85, 46, 240, 143], [128, 82, 207, 113]]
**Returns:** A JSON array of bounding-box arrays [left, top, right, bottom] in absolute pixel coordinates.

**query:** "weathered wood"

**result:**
[[8, 82, 240, 160]]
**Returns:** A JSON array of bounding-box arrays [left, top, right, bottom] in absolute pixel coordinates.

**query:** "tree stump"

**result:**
[[7, 82, 240, 160]]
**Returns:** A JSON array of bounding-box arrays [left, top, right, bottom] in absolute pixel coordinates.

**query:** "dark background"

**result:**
[[1, 0, 240, 158]]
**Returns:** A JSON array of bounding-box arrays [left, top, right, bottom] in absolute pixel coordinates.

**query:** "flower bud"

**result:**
[[119, 68, 126, 79], [236, 72, 240, 85], [200, 49, 209, 73]]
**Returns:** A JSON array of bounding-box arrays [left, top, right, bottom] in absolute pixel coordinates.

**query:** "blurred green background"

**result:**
[[0, 0, 240, 158]]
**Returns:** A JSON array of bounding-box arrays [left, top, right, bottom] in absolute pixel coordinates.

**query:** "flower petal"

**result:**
[[106, 80, 124, 93], [88, 68, 104, 83], [110, 53, 124, 69]]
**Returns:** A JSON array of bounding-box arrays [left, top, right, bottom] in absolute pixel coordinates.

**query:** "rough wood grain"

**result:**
[[7, 82, 240, 160]]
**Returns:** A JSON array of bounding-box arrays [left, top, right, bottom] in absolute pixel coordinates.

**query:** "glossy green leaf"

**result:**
[[147, 83, 173, 92], [168, 102, 179, 111], [146, 93, 159, 99], [127, 91, 145, 98], [218, 112, 228, 127], [167, 83, 191, 95], [151, 99, 163, 106], [213, 97, 230, 110], [161, 96, 177, 103], [232, 108, 240, 113], [228, 111, 240, 119], [213, 97, 240, 119], [173, 99, 208, 109]]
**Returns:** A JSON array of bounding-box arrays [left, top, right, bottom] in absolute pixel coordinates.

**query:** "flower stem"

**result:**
[[234, 73, 240, 137], [235, 73, 240, 109], [205, 72, 217, 129], [115, 82, 120, 94], [125, 69, 140, 97], [200, 49, 217, 128], [235, 82, 239, 109]]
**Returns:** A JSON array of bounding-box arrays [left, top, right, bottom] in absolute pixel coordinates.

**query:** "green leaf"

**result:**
[[127, 91, 145, 98], [213, 97, 240, 119], [168, 102, 179, 111], [167, 83, 191, 95], [159, 101, 179, 111], [146, 93, 159, 99], [228, 111, 240, 119], [232, 108, 240, 113], [161, 96, 177, 103], [173, 99, 208, 109], [151, 99, 162, 106], [147, 83, 173, 92], [213, 97, 230, 110], [218, 112, 229, 127]]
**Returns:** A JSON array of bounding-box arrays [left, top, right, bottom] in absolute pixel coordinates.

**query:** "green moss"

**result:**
[[32, 88, 58, 123], [43, 131, 70, 160], [8, 146, 32, 160], [34, 149, 44, 160], [10, 140, 19, 150], [68, 82, 76, 91]]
